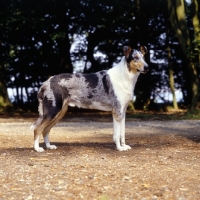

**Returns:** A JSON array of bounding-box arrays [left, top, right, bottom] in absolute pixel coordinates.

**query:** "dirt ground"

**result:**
[[0, 115, 200, 200]]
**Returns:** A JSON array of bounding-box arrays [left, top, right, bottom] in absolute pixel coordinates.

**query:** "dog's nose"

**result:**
[[144, 64, 149, 71]]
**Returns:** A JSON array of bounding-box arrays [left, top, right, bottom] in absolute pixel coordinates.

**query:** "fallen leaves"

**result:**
[[0, 120, 200, 199], [29, 157, 49, 161]]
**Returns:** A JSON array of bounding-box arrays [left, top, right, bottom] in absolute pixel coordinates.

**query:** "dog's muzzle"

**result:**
[[144, 64, 149, 72], [138, 64, 149, 74]]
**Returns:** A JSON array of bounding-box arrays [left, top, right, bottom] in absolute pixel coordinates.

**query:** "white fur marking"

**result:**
[[34, 136, 45, 152], [44, 134, 57, 150], [58, 76, 90, 99], [107, 57, 139, 105]]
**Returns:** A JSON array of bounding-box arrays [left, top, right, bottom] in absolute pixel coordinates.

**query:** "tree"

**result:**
[[166, 29, 179, 110], [0, 1, 12, 108], [167, 0, 200, 109], [189, 0, 200, 109], [0, 0, 199, 111], [0, 64, 12, 107]]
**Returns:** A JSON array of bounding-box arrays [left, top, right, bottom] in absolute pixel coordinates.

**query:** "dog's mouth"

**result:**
[[136, 69, 148, 74]]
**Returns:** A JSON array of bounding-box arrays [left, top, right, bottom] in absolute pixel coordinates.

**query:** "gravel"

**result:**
[[0, 118, 200, 199]]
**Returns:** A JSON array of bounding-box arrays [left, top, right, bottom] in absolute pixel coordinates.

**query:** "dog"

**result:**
[[31, 46, 148, 152]]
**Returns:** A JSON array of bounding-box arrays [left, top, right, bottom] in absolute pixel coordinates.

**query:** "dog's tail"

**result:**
[[30, 117, 43, 130], [30, 100, 43, 130], [30, 124, 35, 130], [30, 89, 44, 130]]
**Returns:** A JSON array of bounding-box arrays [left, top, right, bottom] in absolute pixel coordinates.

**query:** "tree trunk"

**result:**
[[133, 0, 151, 110], [58, 8, 73, 74], [0, 65, 12, 107], [166, 29, 178, 110], [192, 0, 200, 39], [168, 53, 179, 110], [191, 0, 200, 109], [167, 0, 199, 109]]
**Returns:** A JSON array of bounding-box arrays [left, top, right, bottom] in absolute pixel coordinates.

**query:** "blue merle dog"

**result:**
[[31, 46, 148, 152]]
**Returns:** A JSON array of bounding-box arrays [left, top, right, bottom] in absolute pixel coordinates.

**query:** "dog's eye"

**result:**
[[134, 56, 139, 60]]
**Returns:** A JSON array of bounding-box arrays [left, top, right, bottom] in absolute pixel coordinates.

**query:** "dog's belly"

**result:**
[[88, 102, 112, 111], [68, 100, 112, 111]]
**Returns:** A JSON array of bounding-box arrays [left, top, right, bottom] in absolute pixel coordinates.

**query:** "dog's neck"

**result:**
[[122, 57, 140, 95], [107, 57, 140, 98], [122, 57, 140, 80]]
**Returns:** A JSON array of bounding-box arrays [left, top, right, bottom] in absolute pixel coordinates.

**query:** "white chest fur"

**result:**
[[107, 57, 140, 105]]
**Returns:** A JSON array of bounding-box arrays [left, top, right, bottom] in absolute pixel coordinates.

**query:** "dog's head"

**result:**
[[123, 46, 149, 74]]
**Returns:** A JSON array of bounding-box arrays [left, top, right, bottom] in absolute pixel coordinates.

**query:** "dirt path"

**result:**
[[0, 118, 200, 200]]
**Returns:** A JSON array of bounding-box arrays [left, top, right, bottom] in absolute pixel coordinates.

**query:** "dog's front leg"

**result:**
[[120, 116, 131, 150], [113, 117, 122, 151], [113, 116, 131, 151]]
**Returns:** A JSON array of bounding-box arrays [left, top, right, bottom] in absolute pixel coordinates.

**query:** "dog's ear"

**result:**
[[140, 46, 148, 55], [123, 46, 132, 57]]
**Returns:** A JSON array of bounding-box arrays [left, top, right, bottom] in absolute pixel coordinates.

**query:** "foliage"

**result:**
[[0, 0, 199, 110], [186, 31, 200, 68], [181, 109, 200, 120], [127, 110, 200, 120]]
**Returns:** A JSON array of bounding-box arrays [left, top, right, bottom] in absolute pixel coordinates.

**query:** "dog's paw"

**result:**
[[122, 144, 131, 150], [34, 147, 45, 152], [46, 144, 57, 150], [117, 145, 131, 151]]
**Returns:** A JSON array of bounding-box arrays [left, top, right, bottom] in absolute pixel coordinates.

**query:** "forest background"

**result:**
[[0, 0, 199, 113]]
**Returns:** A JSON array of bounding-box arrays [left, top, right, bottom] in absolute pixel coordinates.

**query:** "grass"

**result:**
[[99, 196, 109, 200], [0, 107, 200, 121], [180, 109, 200, 120], [127, 110, 200, 120]]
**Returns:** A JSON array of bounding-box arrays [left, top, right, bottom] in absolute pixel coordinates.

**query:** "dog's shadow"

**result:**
[[0, 142, 116, 156], [40, 141, 116, 151], [1, 132, 200, 156]]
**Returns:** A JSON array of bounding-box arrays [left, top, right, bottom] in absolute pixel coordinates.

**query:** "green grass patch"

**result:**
[[127, 110, 200, 120], [180, 110, 200, 120]]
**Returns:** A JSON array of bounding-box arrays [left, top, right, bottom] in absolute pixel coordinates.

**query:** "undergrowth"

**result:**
[[127, 110, 200, 120]]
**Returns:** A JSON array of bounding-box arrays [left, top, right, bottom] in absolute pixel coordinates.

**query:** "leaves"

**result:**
[[0, 119, 200, 198], [0, 0, 199, 109]]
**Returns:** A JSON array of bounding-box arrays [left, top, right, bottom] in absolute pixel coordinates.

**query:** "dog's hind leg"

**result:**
[[34, 132, 44, 152], [42, 128, 57, 150], [33, 101, 68, 152], [33, 120, 53, 152]]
